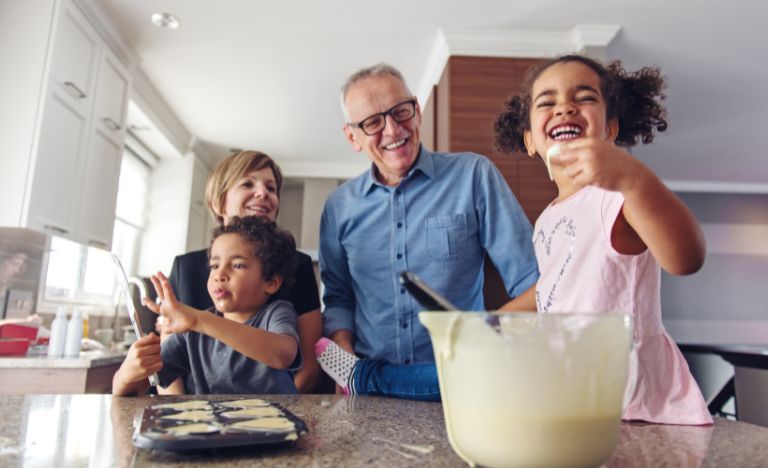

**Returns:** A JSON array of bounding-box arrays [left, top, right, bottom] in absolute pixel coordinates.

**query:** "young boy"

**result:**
[[112, 216, 301, 395]]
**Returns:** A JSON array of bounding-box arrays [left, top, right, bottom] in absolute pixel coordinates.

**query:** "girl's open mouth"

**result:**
[[548, 124, 583, 141]]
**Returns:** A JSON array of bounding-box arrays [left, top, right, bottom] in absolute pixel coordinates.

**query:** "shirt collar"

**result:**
[[360, 145, 434, 196]]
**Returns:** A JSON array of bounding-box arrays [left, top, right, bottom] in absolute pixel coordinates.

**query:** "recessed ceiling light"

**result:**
[[151, 12, 180, 29]]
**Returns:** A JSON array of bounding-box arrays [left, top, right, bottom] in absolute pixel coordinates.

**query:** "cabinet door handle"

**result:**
[[63, 81, 87, 99], [43, 224, 69, 235], [103, 117, 122, 131], [87, 239, 108, 249]]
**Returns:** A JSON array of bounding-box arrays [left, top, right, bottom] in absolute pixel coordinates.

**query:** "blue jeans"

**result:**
[[351, 359, 441, 401]]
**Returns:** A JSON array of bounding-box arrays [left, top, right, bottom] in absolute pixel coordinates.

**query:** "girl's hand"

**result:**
[[142, 272, 201, 334], [119, 333, 162, 384], [550, 138, 648, 193]]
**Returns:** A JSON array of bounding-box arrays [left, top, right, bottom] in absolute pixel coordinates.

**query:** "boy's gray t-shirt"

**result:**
[[158, 299, 301, 394]]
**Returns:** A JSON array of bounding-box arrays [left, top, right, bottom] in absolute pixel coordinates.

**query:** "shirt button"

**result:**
[[395, 189, 401, 195], [396, 253, 402, 259], [397, 222, 403, 228], [401, 322, 408, 329], [400, 288, 406, 294], [404, 358, 411, 365]]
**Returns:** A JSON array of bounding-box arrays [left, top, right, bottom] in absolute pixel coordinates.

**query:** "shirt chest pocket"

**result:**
[[425, 212, 478, 261]]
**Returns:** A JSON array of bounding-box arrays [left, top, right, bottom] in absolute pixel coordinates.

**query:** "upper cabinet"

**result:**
[[0, 0, 131, 249], [76, 48, 130, 249], [48, 2, 100, 114]]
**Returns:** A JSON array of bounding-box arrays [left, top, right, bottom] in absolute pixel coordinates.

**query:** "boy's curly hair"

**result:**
[[209, 216, 297, 291], [494, 55, 667, 154]]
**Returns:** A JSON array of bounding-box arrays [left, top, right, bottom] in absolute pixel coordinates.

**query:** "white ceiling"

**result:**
[[96, 0, 768, 188]]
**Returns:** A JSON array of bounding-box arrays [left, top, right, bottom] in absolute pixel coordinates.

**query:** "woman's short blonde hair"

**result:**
[[205, 150, 283, 225]]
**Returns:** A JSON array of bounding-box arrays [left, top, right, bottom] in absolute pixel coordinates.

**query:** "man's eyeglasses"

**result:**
[[348, 98, 417, 136]]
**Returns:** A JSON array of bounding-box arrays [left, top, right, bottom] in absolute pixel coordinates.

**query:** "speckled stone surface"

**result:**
[[0, 394, 766, 467]]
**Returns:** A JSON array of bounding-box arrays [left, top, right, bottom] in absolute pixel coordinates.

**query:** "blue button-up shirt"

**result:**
[[319, 147, 538, 364]]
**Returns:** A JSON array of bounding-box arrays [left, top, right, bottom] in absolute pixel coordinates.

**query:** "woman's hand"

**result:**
[[550, 138, 649, 193], [142, 272, 202, 335]]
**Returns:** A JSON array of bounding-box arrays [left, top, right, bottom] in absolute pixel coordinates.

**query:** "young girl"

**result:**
[[495, 54, 711, 425], [112, 216, 302, 395]]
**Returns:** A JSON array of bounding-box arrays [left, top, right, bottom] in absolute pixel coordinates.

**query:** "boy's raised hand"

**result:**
[[549, 138, 650, 193], [143, 272, 201, 335]]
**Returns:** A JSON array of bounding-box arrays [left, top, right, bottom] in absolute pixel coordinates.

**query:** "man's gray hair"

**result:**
[[339, 63, 412, 122]]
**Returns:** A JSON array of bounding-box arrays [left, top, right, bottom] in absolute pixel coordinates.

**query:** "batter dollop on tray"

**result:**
[[160, 410, 215, 421], [217, 398, 271, 408], [220, 407, 283, 419], [153, 400, 212, 411], [227, 416, 296, 432], [163, 423, 219, 435]]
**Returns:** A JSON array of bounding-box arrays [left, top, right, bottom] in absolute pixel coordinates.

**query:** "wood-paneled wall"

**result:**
[[437, 55, 558, 224], [435, 56, 558, 308]]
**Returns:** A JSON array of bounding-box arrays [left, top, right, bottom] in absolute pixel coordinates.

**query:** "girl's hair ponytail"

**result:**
[[611, 62, 668, 146], [494, 95, 529, 154]]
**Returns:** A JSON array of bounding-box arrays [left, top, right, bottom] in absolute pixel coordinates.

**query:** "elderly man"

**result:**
[[316, 63, 538, 399]]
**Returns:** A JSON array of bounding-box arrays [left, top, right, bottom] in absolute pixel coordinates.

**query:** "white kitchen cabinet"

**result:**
[[76, 127, 123, 249], [0, 0, 131, 249], [76, 48, 130, 249], [91, 49, 130, 146], [24, 91, 90, 237], [47, 0, 100, 114]]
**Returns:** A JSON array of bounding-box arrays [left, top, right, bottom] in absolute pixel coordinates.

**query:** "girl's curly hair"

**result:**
[[209, 216, 297, 291], [494, 55, 667, 154]]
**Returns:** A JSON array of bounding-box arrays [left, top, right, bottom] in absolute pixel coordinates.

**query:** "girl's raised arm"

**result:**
[[620, 162, 705, 275]]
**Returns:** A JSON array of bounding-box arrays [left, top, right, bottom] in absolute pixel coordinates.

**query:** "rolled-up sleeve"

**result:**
[[476, 158, 539, 298], [318, 199, 356, 337]]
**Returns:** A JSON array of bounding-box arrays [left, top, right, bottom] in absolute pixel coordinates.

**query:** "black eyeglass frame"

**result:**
[[347, 98, 418, 136]]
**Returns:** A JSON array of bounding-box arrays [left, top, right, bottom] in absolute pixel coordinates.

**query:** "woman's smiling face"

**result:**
[[221, 167, 279, 224], [524, 61, 616, 158]]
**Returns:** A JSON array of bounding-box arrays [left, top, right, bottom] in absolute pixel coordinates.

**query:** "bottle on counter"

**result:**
[[63, 307, 83, 357], [47, 306, 68, 357], [82, 310, 89, 339]]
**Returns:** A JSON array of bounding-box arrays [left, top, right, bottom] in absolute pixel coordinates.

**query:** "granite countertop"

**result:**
[[0, 349, 126, 368], [1, 394, 767, 467]]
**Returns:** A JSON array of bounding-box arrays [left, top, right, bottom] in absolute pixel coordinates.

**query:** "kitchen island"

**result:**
[[0, 350, 125, 394], [0, 394, 766, 467]]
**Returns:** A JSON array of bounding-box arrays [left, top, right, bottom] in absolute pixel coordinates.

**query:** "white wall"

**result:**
[[662, 192, 768, 344], [276, 182, 304, 246], [299, 179, 339, 252], [276, 178, 340, 254], [138, 154, 194, 276]]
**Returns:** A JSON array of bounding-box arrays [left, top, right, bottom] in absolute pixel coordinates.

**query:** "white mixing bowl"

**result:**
[[420, 311, 633, 468]]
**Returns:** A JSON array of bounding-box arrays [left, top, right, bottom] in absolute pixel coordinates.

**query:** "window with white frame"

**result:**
[[112, 147, 152, 275]]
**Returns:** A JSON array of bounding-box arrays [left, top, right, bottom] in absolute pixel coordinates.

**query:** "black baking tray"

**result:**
[[132, 398, 308, 451]]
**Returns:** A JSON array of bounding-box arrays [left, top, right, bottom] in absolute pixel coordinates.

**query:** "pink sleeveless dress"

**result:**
[[533, 185, 712, 425]]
